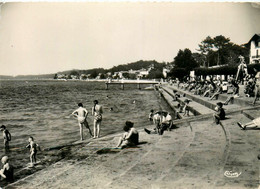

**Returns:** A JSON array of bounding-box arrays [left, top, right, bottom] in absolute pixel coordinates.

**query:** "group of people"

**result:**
[[145, 110, 173, 135], [71, 100, 103, 140], [173, 56, 259, 106], [115, 109, 173, 149], [0, 99, 103, 183], [0, 125, 40, 182]]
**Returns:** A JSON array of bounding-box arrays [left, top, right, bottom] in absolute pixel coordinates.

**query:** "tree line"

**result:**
[[54, 35, 250, 80]]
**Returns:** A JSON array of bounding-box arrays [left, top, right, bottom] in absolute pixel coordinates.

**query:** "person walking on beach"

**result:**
[[0, 125, 11, 150], [26, 136, 41, 167], [72, 103, 93, 140], [92, 100, 103, 138]]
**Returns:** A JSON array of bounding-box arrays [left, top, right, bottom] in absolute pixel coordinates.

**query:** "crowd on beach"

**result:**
[[1, 57, 259, 185], [167, 56, 260, 129]]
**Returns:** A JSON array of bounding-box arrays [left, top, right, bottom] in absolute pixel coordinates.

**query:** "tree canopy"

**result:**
[[196, 35, 249, 67]]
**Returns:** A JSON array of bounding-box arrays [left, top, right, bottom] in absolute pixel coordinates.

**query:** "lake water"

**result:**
[[0, 80, 173, 185]]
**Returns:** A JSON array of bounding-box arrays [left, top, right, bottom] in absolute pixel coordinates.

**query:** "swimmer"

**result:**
[[72, 103, 93, 140]]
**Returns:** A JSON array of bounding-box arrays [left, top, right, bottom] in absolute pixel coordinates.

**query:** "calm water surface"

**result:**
[[0, 80, 172, 184]]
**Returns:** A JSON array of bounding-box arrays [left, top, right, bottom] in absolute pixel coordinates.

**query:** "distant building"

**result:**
[[137, 68, 149, 78], [80, 74, 87, 80], [248, 34, 260, 64]]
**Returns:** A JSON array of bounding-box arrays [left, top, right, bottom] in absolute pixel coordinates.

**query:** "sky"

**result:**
[[0, 2, 259, 76]]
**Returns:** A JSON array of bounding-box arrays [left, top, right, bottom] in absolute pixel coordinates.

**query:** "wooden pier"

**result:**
[[105, 81, 159, 90]]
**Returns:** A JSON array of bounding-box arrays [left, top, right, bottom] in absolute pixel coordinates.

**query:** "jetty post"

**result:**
[[137, 83, 141, 90]]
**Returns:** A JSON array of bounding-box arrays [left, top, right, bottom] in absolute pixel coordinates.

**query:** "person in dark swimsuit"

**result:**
[[116, 121, 139, 149], [0, 156, 14, 182], [0, 125, 11, 150], [213, 102, 225, 124]]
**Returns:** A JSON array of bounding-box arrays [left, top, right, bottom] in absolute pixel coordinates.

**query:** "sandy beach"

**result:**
[[5, 85, 260, 188]]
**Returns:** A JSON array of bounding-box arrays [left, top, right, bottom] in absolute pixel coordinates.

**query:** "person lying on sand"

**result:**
[[116, 121, 139, 149], [237, 117, 260, 130]]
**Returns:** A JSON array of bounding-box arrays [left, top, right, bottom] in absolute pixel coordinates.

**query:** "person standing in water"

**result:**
[[72, 103, 93, 140], [0, 125, 11, 150], [92, 100, 103, 138], [26, 136, 41, 167]]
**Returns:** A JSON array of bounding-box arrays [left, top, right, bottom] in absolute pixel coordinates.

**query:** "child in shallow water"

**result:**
[[26, 136, 41, 167]]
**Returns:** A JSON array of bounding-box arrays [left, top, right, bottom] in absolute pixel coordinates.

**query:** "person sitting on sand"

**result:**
[[237, 117, 260, 130], [224, 80, 239, 105], [213, 102, 225, 124], [162, 112, 173, 127], [0, 125, 11, 149], [145, 112, 172, 135], [210, 82, 223, 100], [72, 103, 93, 140], [149, 109, 154, 122], [26, 136, 41, 167], [0, 156, 13, 182], [116, 121, 139, 149], [153, 111, 163, 133], [183, 99, 190, 117], [92, 100, 103, 139]]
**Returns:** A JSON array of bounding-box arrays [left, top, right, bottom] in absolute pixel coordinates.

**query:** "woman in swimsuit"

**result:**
[[92, 100, 103, 138], [116, 121, 139, 149]]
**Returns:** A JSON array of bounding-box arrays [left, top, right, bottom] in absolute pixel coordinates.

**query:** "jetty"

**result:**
[[6, 83, 260, 189], [105, 80, 159, 90]]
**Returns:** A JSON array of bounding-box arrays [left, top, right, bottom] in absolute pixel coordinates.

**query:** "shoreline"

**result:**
[[3, 83, 260, 188]]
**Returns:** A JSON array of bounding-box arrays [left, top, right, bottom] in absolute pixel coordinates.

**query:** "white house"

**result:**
[[248, 34, 260, 64]]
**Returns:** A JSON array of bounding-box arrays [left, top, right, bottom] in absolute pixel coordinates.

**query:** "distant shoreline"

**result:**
[[0, 78, 163, 83]]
